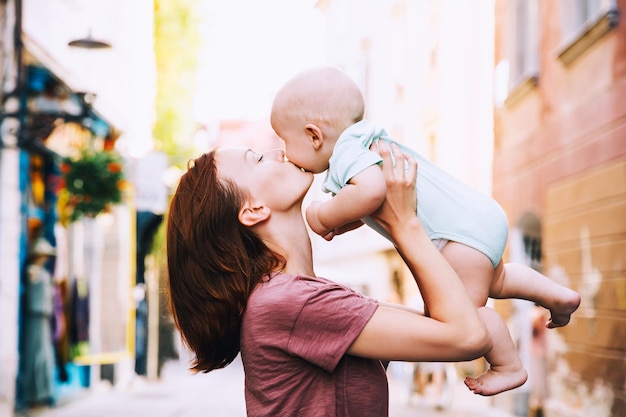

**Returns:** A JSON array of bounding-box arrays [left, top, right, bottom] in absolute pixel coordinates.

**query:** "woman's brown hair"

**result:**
[[166, 151, 285, 373]]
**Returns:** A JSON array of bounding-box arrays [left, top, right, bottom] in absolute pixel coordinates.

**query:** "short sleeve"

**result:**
[[287, 278, 378, 373], [323, 122, 383, 195]]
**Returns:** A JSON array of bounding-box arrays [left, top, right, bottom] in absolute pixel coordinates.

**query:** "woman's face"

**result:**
[[215, 147, 314, 211]]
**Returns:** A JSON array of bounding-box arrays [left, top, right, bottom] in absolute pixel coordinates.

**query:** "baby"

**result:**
[[270, 66, 581, 396]]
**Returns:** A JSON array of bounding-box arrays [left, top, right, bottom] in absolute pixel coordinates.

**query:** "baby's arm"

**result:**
[[306, 164, 386, 240]]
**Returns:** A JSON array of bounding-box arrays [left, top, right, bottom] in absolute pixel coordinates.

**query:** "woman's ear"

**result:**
[[238, 204, 271, 226], [305, 123, 324, 150]]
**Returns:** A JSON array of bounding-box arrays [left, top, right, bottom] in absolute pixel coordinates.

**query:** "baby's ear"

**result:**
[[305, 123, 324, 150], [238, 204, 271, 226]]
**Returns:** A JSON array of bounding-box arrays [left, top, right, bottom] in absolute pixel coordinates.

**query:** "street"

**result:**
[[27, 355, 515, 417]]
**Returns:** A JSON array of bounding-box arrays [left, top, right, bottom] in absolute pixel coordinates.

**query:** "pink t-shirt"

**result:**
[[240, 273, 387, 417]]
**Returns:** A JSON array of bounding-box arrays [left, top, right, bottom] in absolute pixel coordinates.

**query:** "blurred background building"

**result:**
[[493, 1, 626, 416], [0, 0, 157, 415]]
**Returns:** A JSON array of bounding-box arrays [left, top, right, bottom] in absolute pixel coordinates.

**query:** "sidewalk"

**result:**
[[25, 358, 246, 417], [25, 358, 515, 417], [387, 362, 516, 417]]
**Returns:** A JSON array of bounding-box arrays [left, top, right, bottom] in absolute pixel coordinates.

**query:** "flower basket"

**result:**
[[59, 150, 126, 222]]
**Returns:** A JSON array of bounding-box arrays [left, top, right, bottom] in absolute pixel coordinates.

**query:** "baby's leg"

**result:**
[[464, 307, 528, 396], [440, 241, 493, 306], [440, 243, 527, 395], [490, 262, 580, 328]]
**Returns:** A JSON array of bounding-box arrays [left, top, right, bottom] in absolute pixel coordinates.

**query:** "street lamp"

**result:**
[[68, 30, 112, 49], [0, 0, 112, 154]]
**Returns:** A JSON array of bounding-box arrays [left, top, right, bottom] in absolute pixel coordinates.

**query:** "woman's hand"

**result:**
[[368, 141, 418, 237], [348, 140, 491, 363]]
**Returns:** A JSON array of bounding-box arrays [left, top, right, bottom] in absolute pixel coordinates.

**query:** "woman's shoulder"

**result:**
[[243, 272, 377, 335], [248, 273, 372, 315], [243, 274, 324, 332], [253, 273, 337, 300], [265, 273, 360, 295]]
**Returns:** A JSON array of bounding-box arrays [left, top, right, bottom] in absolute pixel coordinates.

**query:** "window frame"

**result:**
[[557, 0, 620, 65], [503, 0, 540, 107]]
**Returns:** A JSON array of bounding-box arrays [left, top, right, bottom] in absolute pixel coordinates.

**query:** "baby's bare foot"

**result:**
[[464, 366, 528, 396], [546, 289, 581, 328]]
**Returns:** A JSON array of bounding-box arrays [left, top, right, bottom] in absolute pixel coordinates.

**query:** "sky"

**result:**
[[194, 0, 327, 123]]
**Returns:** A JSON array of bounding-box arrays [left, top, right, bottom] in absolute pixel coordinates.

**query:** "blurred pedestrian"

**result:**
[[529, 304, 549, 417], [166, 143, 491, 416], [20, 237, 57, 409]]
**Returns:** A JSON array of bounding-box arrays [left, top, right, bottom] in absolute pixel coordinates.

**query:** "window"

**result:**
[[495, 0, 540, 106], [508, 0, 540, 89], [558, 0, 619, 65], [516, 212, 543, 271]]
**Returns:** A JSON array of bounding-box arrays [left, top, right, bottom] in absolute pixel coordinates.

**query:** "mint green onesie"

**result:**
[[323, 120, 508, 267]]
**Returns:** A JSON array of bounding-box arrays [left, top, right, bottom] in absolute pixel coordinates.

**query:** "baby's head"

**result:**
[[270, 66, 364, 173]]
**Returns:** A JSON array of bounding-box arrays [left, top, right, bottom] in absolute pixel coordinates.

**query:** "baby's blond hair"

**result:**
[[273, 66, 364, 139]]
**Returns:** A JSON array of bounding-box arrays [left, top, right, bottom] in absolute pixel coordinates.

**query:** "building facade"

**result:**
[[493, 0, 626, 416], [0, 1, 156, 415]]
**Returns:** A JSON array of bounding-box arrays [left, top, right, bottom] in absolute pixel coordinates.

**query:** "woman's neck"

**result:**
[[263, 211, 315, 277]]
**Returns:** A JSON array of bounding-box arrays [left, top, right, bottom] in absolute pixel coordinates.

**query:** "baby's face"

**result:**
[[279, 129, 323, 174], [271, 114, 329, 174]]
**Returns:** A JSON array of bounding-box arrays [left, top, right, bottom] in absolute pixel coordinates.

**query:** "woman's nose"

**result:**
[[263, 149, 286, 161]]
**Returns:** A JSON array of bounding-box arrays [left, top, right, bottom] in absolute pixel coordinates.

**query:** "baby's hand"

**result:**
[[306, 201, 336, 241]]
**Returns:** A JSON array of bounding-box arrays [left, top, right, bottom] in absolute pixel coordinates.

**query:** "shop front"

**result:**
[[2, 59, 135, 412], [1, 0, 157, 414]]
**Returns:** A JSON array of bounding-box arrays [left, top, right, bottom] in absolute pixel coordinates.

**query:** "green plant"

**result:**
[[60, 150, 126, 222]]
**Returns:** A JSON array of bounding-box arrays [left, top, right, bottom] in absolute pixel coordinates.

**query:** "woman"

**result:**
[[166, 142, 492, 416]]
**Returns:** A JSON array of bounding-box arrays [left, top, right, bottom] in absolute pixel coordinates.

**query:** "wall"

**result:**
[[543, 161, 626, 416], [0, 1, 24, 415], [493, 0, 626, 415]]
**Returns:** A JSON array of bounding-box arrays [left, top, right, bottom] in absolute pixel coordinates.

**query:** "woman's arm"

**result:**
[[348, 142, 491, 362], [306, 164, 386, 240]]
